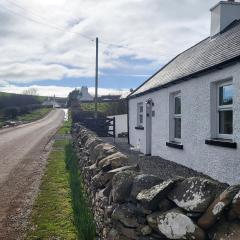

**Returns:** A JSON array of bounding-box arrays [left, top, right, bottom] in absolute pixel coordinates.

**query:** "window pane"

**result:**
[[140, 106, 143, 113], [139, 114, 143, 124], [175, 96, 181, 114], [219, 84, 233, 106], [174, 118, 181, 139], [219, 110, 233, 135]]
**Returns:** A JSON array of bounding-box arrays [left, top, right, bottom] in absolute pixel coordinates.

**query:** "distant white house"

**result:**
[[128, 0, 240, 184], [77, 86, 94, 101], [42, 97, 61, 108]]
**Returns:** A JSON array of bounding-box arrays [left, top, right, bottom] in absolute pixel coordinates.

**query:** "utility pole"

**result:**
[[94, 37, 99, 119]]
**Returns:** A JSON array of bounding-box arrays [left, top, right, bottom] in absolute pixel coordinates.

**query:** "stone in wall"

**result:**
[[168, 177, 222, 212], [198, 185, 240, 229], [228, 190, 240, 220], [90, 143, 117, 164], [112, 170, 139, 203], [130, 174, 163, 202], [98, 152, 128, 169], [157, 209, 205, 240], [137, 179, 177, 210], [208, 219, 240, 240]]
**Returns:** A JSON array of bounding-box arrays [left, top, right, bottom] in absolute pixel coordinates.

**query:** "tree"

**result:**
[[4, 107, 19, 119], [67, 89, 80, 107], [22, 88, 38, 96]]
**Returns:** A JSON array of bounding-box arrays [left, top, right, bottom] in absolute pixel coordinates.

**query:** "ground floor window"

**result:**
[[169, 92, 181, 142], [173, 94, 181, 141], [217, 81, 233, 139], [137, 102, 143, 127]]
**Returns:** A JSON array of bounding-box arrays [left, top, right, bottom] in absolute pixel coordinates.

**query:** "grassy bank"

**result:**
[[0, 107, 52, 128], [26, 122, 95, 240], [17, 107, 52, 122]]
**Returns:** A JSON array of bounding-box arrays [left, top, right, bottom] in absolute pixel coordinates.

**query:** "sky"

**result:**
[[0, 0, 223, 97]]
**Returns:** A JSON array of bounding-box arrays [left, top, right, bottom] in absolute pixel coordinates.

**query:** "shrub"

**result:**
[[4, 107, 19, 119]]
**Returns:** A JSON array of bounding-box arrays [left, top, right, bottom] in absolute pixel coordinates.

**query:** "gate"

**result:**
[[78, 117, 116, 138]]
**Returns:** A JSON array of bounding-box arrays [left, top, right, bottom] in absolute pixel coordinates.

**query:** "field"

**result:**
[[80, 102, 111, 113], [80, 100, 127, 116], [17, 108, 52, 122]]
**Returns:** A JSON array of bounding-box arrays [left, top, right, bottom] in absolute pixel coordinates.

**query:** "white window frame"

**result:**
[[169, 92, 182, 143], [173, 93, 182, 142], [137, 102, 143, 127], [217, 81, 233, 140]]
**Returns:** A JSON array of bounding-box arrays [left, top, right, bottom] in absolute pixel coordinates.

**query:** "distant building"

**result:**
[[42, 97, 62, 108], [77, 87, 94, 101], [98, 95, 121, 101]]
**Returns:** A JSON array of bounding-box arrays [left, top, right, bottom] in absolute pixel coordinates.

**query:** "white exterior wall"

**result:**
[[108, 114, 128, 137], [129, 63, 240, 184]]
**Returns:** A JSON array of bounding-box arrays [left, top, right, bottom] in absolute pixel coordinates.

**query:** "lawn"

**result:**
[[26, 121, 95, 240], [17, 108, 52, 122]]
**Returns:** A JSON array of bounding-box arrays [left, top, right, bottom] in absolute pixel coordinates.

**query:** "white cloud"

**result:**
[[0, 0, 225, 86], [0, 84, 129, 98]]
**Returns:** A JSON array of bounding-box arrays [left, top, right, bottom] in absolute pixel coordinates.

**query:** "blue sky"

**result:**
[[0, 0, 221, 97]]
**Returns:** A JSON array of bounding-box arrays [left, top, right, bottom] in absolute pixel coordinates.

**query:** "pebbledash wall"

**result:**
[[129, 62, 240, 185]]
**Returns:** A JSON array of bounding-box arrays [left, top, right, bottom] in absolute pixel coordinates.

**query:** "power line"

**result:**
[[1, 3, 95, 42], [3, 0, 135, 51]]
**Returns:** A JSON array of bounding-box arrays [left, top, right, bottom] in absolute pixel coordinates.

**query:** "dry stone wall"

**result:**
[[72, 123, 240, 240]]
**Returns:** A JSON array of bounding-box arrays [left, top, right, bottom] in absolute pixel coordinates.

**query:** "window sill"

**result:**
[[135, 126, 144, 130], [205, 139, 237, 149], [166, 141, 183, 150]]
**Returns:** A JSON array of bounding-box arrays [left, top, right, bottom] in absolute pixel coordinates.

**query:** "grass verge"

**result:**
[[17, 108, 52, 122], [26, 122, 96, 240]]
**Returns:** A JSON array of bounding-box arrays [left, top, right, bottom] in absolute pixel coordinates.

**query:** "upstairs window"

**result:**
[[137, 102, 143, 127], [173, 94, 182, 141], [218, 82, 233, 139]]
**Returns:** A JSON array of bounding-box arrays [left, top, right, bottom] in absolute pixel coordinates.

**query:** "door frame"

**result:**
[[145, 98, 153, 155]]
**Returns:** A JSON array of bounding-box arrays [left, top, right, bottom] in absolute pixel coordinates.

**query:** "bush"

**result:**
[[19, 106, 30, 115], [4, 107, 19, 119], [0, 93, 42, 110]]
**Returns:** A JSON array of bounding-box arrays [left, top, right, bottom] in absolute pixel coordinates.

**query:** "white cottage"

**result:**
[[128, 0, 240, 184], [77, 86, 94, 102]]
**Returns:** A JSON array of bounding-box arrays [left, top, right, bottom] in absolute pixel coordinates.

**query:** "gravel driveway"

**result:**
[[0, 109, 64, 240]]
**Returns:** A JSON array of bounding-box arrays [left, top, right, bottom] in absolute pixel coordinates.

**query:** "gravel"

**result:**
[[102, 137, 228, 188]]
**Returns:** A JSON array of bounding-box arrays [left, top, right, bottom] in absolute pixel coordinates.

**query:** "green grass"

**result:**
[[65, 143, 96, 240], [80, 102, 110, 113], [0, 92, 12, 97], [17, 108, 52, 122], [26, 122, 96, 240], [58, 119, 71, 135]]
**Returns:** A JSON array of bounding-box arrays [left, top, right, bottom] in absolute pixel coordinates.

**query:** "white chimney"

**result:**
[[210, 0, 240, 37]]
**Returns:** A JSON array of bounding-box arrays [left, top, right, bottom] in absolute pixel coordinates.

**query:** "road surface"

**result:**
[[0, 109, 65, 239]]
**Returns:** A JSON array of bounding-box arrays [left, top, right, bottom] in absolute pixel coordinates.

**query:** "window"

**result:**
[[173, 94, 181, 141], [169, 92, 182, 143], [217, 82, 233, 138], [137, 102, 143, 127]]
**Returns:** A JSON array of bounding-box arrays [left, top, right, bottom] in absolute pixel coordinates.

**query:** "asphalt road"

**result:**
[[0, 109, 65, 239]]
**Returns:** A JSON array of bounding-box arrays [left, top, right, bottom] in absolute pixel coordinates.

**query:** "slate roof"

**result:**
[[130, 20, 240, 98]]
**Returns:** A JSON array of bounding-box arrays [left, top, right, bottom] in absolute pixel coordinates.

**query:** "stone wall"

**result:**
[[72, 123, 240, 240]]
